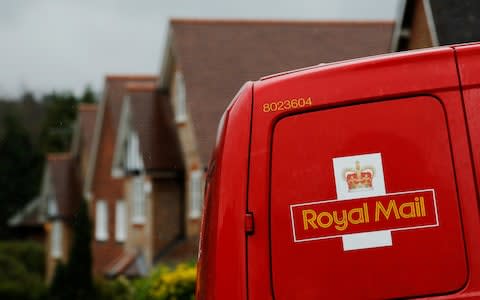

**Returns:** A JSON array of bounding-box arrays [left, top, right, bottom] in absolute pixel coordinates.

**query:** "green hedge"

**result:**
[[91, 262, 197, 300], [0, 241, 45, 274], [0, 241, 47, 300], [96, 276, 133, 300]]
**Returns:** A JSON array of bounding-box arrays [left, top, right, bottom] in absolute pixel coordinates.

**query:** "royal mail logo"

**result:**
[[344, 161, 374, 191], [290, 189, 438, 242], [290, 153, 440, 251]]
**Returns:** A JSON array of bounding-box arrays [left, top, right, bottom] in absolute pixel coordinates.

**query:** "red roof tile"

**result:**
[[47, 153, 82, 218], [77, 104, 97, 162], [126, 85, 183, 171]]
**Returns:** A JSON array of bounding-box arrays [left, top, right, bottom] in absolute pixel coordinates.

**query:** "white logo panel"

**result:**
[[333, 153, 391, 251]]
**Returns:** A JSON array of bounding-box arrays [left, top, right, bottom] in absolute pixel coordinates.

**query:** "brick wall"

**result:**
[[170, 68, 203, 238], [91, 103, 125, 274], [124, 177, 152, 266], [153, 178, 183, 256]]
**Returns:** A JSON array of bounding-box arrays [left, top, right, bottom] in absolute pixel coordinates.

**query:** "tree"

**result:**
[[0, 113, 44, 238], [40, 91, 77, 153], [81, 85, 97, 103], [49, 200, 95, 300], [49, 261, 68, 300], [39, 87, 97, 153], [65, 200, 95, 299]]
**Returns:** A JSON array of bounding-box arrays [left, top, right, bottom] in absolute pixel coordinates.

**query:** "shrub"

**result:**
[[48, 200, 95, 300], [96, 276, 134, 300], [136, 263, 196, 300], [0, 240, 45, 275], [0, 251, 47, 300]]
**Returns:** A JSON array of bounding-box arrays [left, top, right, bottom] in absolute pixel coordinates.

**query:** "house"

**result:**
[[393, 0, 480, 51], [72, 104, 98, 184], [8, 103, 97, 281], [9, 153, 81, 281], [157, 19, 394, 242], [84, 75, 159, 275], [43, 154, 83, 281], [108, 82, 184, 276], [7, 190, 47, 243]]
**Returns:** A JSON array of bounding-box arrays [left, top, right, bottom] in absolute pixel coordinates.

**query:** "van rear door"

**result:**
[[247, 47, 472, 300], [270, 97, 466, 299], [454, 43, 480, 292]]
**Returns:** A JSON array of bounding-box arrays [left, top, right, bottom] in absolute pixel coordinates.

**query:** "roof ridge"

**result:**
[[126, 82, 157, 92], [105, 75, 158, 81], [78, 103, 97, 111], [170, 18, 394, 26]]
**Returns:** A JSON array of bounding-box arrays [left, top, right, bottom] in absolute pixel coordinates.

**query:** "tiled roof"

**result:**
[[88, 76, 157, 191], [153, 236, 199, 264], [8, 196, 45, 227], [77, 104, 97, 158], [104, 250, 148, 278], [47, 153, 82, 218], [126, 83, 183, 171], [104, 76, 158, 136], [169, 19, 394, 163]]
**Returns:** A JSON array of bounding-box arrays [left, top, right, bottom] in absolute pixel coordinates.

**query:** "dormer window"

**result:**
[[47, 196, 58, 217], [51, 221, 62, 258], [189, 169, 203, 219], [126, 131, 144, 172], [174, 71, 187, 123]]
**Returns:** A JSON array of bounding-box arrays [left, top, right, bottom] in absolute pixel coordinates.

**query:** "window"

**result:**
[[174, 71, 187, 123], [126, 131, 143, 172], [95, 200, 108, 241], [189, 170, 203, 218], [132, 177, 146, 224], [51, 221, 62, 258], [47, 195, 57, 217], [115, 200, 126, 242]]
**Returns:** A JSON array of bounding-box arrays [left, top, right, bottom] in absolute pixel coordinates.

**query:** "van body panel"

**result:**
[[454, 44, 480, 293], [271, 97, 466, 299], [196, 82, 253, 300], [198, 44, 480, 299], [247, 46, 477, 299]]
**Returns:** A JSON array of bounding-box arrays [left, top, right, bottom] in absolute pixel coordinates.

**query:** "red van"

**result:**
[[196, 43, 480, 299]]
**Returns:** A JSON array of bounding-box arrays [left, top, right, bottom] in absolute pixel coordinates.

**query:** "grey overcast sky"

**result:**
[[0, 0, 400, 98]]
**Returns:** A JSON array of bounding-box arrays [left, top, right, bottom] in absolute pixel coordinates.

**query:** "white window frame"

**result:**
[[95, 200, 109, 241], [51, 221, 62, 258], [132, 177, 146, 224], [126, 131, 144, 172], [47, 196, 58, 217], [115, 200, 126, 242], [189, 170, 203, 219], [174, 71, 187, 123]]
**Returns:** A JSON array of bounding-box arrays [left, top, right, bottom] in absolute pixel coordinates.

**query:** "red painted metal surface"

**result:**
[[198, 44, 480, 299], [196, 83, 253, 300], [271, 97, 466, 299], [453, 44, 480, 298]]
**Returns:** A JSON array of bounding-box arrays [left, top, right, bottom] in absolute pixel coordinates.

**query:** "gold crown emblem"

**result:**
[[343, 161, 375, 191]]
